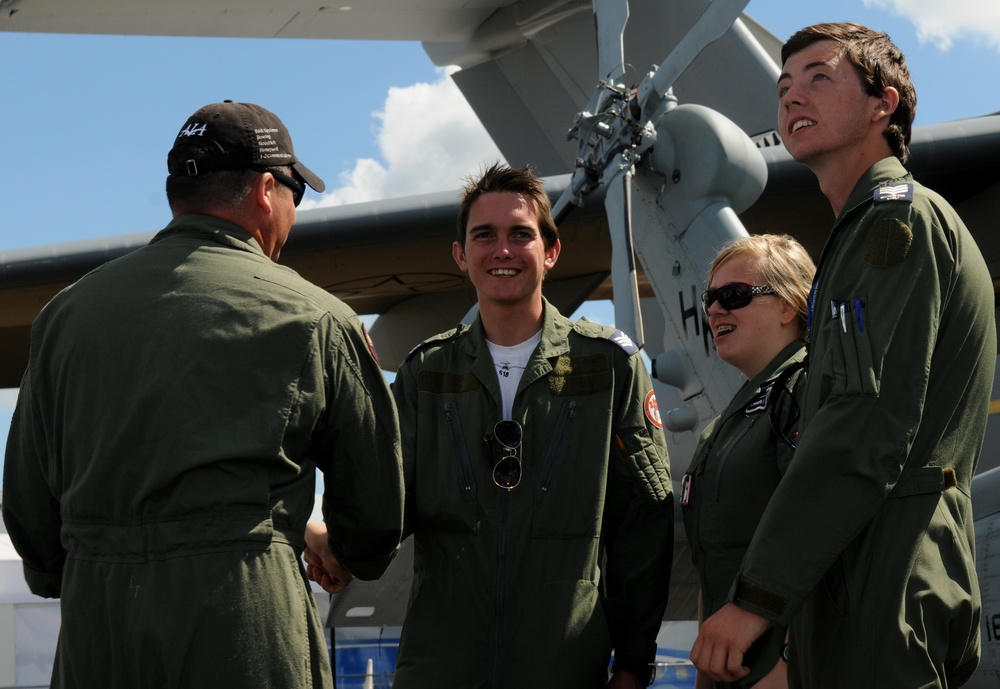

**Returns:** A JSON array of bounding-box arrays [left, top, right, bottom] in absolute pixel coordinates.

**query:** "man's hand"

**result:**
[[303, 522, 355, 593], [690, 603, 770, 683]]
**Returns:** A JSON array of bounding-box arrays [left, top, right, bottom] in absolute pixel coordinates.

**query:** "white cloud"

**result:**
[[301, 68, 505, 208], [865, 0, 1000, 51]]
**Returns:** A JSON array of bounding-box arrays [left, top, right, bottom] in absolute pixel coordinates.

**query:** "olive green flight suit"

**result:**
[[683, 341, 805, 687], [730, 159, 996, 688], [391, 301, 673, 688], [2, 214, 405, 689]]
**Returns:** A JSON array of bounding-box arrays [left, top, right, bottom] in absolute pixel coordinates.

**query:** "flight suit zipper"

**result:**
[[491, 491, 511, 688], [714, 415, 758, 501], [538, 400, 577, 491], [443, 402, 475, 491]]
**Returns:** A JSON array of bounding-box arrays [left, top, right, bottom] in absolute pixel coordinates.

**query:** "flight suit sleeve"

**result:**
[[2, 368, 65, 599], [602, 350, 674, 678], [316, 315, 404, 581], [390, 357, 419, 542], [731, 201, 959, 623]]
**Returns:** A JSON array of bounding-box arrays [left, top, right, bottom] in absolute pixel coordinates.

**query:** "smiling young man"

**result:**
[[691, 23, 996, 689], [389, 163, 674, 688]]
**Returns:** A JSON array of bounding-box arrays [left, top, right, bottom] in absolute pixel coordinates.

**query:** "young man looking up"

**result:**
[[691, 23, 995, 689]]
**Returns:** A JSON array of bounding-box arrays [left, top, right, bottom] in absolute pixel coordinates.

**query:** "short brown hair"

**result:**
[[457, 163, 559, 249], [781, 22, 916, 163]]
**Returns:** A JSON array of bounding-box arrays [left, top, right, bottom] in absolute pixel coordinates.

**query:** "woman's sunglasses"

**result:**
[[702, 282, 775, 315]]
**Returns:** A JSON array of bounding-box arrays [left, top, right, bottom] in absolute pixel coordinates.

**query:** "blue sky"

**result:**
[[1, 0, 999, 464]]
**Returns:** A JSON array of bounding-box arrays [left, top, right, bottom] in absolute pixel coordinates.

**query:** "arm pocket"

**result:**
[[828, 298, 879, 398]]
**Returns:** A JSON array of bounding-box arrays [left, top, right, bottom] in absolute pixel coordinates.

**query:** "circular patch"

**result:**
[[644, 389, 663, 429], [864, 218, 913, 267]]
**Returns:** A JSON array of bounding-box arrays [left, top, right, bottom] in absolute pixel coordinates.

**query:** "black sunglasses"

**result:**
[[491, 419, 522, 490], [702, 282, 775, 314], [260, 168, 305, 207]]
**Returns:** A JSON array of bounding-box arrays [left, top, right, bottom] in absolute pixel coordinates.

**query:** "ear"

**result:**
[[254, 171, 278, 216], [778, 298, 799, 327], [452, 240, 469, 273], [873, 86, 900, 125], [544, 239, 561, 269]]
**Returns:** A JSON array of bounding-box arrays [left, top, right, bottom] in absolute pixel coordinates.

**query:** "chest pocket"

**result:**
[[412, 375, 481, 534], [531, 354, 614, 539]]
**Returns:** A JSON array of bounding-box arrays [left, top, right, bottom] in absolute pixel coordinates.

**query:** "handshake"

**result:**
[[302, 522, 356, 594]]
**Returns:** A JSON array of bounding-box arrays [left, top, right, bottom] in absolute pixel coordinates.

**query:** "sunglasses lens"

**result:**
[[493, 456, 521, 489], [718, 284, 753, 310], [269, 169, 304, 206], [703, 284, 759, 312], [494, 420, 522, 449]]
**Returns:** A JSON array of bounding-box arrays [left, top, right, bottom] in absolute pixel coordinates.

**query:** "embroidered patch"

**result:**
[[864, 218, 913, 267], [644, 389, 663, 429], [361, 324, 380, 365], [609, 329, 639, 355], [549, 354, 612, 395], [873, 183, 913, 204]]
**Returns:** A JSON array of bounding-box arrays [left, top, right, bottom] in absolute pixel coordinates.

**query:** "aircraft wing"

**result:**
[[3, 0, 1000, 639], [4, 115, 999, 390]]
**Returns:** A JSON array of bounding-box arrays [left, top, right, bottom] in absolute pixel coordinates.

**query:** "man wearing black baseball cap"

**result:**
[[165, 99, 326, 259], [3, 101, 404, 689]]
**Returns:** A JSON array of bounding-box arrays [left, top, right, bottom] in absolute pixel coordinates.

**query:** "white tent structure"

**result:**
[[0, 520, 59, 689]]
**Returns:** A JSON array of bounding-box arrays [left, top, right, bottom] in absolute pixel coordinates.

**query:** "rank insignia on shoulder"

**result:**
[[874, 183, 913, 204], [745, 382, 775, 415], [609, 329, 639, 355]]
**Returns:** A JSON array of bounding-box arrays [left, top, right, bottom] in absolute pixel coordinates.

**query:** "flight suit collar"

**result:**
[[458, 299, 572, 405], [835, 157, 911, 227], [149, 213, 269, 258], [751, 340, 807, 388]]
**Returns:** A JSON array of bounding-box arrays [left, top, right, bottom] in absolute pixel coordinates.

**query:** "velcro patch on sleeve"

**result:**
[[733, 578, 787, 619], [864, 218, 912, 267]]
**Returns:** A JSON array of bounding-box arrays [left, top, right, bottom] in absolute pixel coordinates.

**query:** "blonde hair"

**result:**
[[708, 234, 816, 338]]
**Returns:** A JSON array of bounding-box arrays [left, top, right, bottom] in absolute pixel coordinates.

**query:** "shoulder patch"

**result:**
[[864, 217, 913, 267], [644, 390, 663, 429], [608, 329, 640, 355], [361, 324, 380, 365], [873, 183, 913, 204]]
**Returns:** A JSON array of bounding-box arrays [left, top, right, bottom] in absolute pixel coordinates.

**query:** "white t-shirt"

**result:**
[[486, 330, 542, 420]]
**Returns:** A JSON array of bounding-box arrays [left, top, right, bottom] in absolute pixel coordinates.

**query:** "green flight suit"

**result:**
[[683, 340, 805, 687], [2, 214, 405, 689], [730, 159, 996, 688], [391, 300, 673, 688]]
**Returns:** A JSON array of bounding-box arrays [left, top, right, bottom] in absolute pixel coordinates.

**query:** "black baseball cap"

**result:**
[[167, 100, 325, 193]]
